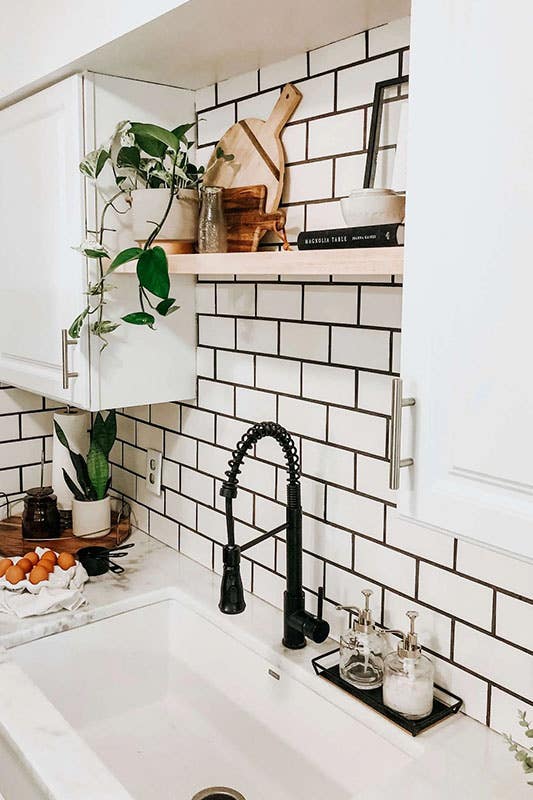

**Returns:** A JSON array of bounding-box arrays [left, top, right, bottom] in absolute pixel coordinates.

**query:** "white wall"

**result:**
[[0, 0, 186, 102]]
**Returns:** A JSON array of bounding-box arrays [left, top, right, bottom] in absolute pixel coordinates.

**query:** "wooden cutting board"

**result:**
[[204, 83, 302, 213], [223, 185, 287, 252]]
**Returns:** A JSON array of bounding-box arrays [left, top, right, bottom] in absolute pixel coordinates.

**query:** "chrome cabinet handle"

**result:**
[[388, 377, 415, 490], [61, 329, 79, 390]]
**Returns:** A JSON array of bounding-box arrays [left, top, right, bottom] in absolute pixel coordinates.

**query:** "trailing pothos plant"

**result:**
[[70, 120, 233, 348], [502, 710, 533, 788], [54, 410, 117, 501]]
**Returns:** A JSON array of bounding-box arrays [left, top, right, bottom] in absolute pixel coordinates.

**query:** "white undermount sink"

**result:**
[[9, 599, 412, 800]]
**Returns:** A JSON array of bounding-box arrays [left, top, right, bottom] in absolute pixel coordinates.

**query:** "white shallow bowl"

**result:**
[[341, 188, 405, 227]]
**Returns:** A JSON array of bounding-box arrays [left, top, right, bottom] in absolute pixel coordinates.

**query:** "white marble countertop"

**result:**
[[0, 531, 529, 800]]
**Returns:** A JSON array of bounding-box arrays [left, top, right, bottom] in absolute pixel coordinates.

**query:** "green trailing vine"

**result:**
[[70, 120, 233, 348], [502, 710, 533, 787]]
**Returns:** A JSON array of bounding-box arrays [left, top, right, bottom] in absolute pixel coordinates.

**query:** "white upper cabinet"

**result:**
[[0, 73, 196, 411], [400, 0, 533, 560]]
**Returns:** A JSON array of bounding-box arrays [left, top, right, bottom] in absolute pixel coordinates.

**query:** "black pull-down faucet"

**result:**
[[218, 421, 330, 650]]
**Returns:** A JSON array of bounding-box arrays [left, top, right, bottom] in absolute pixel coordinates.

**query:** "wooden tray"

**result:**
[[0, 511, 131, 557], [223, 185, 287, 252]]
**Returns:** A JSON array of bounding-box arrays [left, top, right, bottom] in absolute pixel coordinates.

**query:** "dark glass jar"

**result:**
[[22, 486, 61, 540]]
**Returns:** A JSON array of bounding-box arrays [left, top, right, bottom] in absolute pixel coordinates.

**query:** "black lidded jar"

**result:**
[[22, 486, 61, 540]]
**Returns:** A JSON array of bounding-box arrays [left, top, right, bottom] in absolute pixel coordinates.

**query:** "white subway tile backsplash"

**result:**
[[325, 562, 382, 612], [165, 432, 197, 467], [489, 688, 533, 743], [253, 566, 285, 610], [357, 371, 394, 415], [386, 508, 455, 567], [280, 322, 329, 362], [137, 421, 163, 452], [0, 439, 42, 469], [392, 331, 401, 373], [278, 396, 327, 440], [334, 153, 367, 197], [454, 623, 533, 700], [356, 454, 395, 503], [199, 315, 235, 349], [197, 346, 215, 379], [116, 414, 135, 445], [281, 124, 307, 163], [356, 536, 416, 595], [302, 439, 354, 488], [331, 327, 390, 370], [328, 485, 384, 540], [218, 69, 257, 103], [360, 286, 402, 328], [197, 442, 233, 481], [284, 160, 333, 203], [237, 318, 278, 354], [179, 526, 213, 569], [20, 410, 54, 438], [197, 104, 235, 145], [292, 74, 335, 121], [149, 511, 178, 549], [303, 516, 352, 569], [217, 283, 255, 316], [305, 200, 345, 231], [308, 110, 364, 158], [0, 388, 42, 414], [456, 541, 533, 601], [310, 33, 365, 74], [304, 285, 358, 324], [418, 563, 493, 630], [197, 504, 227, 544], [0, 468, 21, 497], [180, 466, 213, 506], [195, 83, 216, 111], [237, 89, 280, 121], [181, 407, 215, 442], [337, 55, 399, 109], [303, 363, 355, 407], [217, 350, 255, 386], [215, 415, 250, 451], [256, 356, 300, 395], [261, 54, 307, 89], [237, 456, 276, 498], [198, 379, 234, 415], [257, 284, 302, 320], [0, 416, 19, 442], [432, 657, 488, 725], [496, 593, 533, 651], [368, 17, 410, 56], [196, 282, 216, 314], [150, 403, 180, 432], [329, 407, 387, 457], [235, 387, 277, 422], [123, 444, 145, 476]]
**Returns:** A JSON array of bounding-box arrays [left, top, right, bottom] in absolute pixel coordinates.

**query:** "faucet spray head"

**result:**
[[219, 544, 246, 615]]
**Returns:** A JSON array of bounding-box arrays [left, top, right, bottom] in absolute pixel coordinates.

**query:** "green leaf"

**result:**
[[216, 146, 234, 162], [122, 312, 156, 326], [105, 247, 144, 276], [133, 133, 167, 159], [54, 420, 70, 450], [130, 123, 178, 153], [70, 450, 96, 500], [91, 410, 116, 458], [68, 308, 89, 339], [79, 148, 109, 179], [62, 469, 85, 501], [156, 298, 179, 316], [137, 247, 170, 299], [171, 122, 195, 142], [526, 730, 533, 738], [117, 146, 140, 169], [87, 443, 109, 501]]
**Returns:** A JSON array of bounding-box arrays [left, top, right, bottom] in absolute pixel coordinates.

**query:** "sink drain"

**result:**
[[191, 789, 246, 800]]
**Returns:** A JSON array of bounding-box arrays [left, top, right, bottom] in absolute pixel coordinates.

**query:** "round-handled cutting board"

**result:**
[[204, 83, 302, 213]]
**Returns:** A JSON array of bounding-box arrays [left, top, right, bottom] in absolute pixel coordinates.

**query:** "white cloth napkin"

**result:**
[[0, 547, 89, 618]]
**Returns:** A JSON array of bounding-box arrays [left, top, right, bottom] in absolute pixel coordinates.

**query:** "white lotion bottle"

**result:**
[[382, 611, 434, 719]]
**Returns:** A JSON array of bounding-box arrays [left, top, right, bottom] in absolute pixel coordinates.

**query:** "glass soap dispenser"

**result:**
[[337, 589, 384, 690], [382, 611, 435, 719]]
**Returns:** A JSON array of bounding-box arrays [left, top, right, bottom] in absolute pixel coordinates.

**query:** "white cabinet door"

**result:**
[[0, 76, 89, 407], [400, 1, 533, 559]]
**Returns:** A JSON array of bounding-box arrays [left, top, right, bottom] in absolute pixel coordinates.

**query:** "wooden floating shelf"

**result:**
[[117, 248, 404, 276]]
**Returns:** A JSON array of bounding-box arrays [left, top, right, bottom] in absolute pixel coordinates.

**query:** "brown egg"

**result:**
[[5, 565, 25, 585], [24, 551, 39, 567], [17, 557, 33, 574], [0, 558, 13, 578], [37, 559, 53, 574], [57, 552, 76, 570], [41, 550, 57, 566], [29, 565, 50, 585]]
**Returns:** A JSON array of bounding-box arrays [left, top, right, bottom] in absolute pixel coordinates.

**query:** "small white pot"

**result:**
[[340, 188, 405, 227], [131, 188, 199, 251], [72, 496, 111, 539]]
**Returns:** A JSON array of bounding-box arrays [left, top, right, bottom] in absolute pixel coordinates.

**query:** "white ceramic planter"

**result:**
[[72, 496, 111, 539], [340, 188, 405, 227], [131, 188, 199, 252]]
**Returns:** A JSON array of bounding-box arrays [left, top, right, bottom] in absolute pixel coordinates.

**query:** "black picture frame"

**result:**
[[363, 75, 409, 189]]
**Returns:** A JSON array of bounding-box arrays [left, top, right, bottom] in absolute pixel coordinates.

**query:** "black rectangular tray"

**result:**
[[312, 647, 462, 737]]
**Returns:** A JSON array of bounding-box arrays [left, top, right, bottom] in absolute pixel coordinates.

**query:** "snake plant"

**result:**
[[54, 410, 116, 501]]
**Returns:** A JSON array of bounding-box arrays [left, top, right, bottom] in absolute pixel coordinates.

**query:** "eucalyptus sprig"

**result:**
[[70, 120, 233, 348], [502, 710, 533, 787]]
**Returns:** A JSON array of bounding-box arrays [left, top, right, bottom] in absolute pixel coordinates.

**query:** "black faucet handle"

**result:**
[[317, 586, 325, 620]]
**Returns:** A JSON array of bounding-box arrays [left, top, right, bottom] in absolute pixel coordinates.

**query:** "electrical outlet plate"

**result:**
[[145, 449, 162, 496]]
